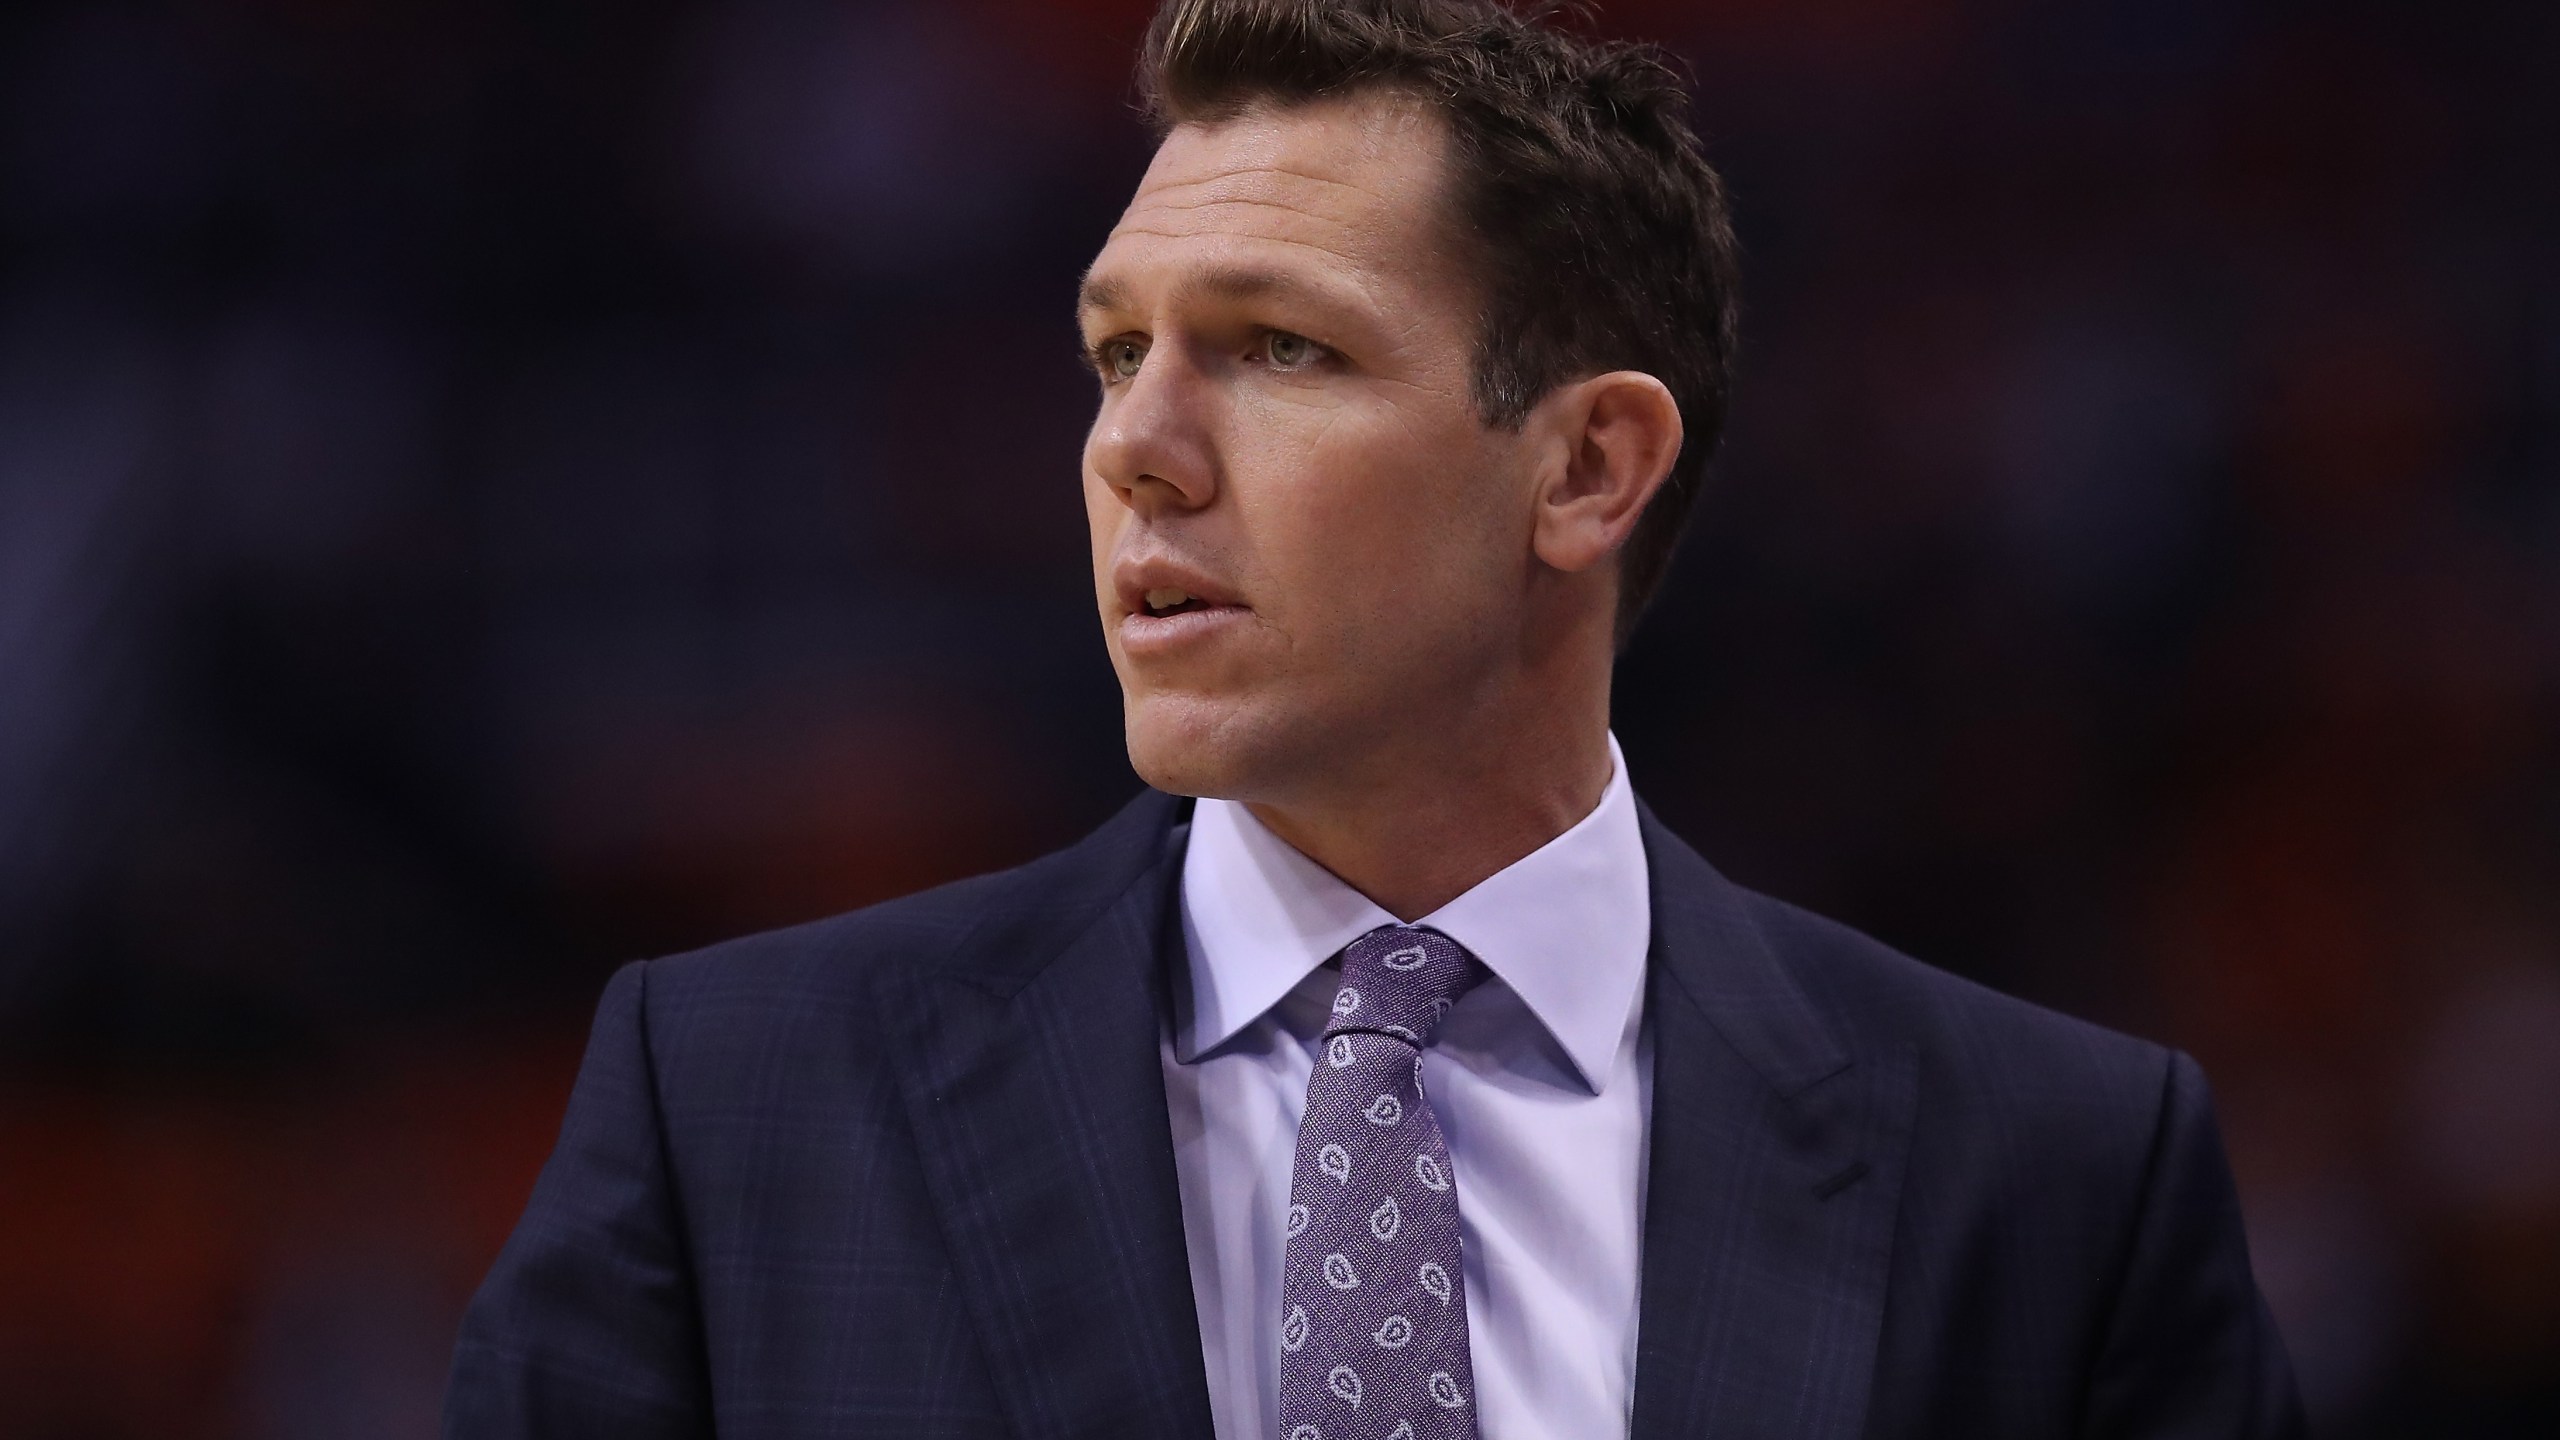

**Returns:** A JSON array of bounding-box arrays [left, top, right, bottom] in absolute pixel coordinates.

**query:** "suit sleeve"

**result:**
[[2080, 1050, 2306, 1440], [444, 960, 715, 1439]]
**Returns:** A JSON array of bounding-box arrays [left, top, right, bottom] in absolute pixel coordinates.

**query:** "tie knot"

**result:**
[[1326, 925, 1489, 1049]]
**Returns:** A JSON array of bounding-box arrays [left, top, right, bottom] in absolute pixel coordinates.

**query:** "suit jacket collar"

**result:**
[[884, 788, 1912, 1440], [1627, 798, 1914, 1440], [881, 788, 1215, 1440]]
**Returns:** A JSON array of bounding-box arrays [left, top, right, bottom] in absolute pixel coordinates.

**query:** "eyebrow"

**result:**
[[1076, 263, 1341, 322], [1076, 273, 1130, 318]]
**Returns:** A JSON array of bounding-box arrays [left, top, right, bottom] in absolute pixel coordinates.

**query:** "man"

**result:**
[[445, 2, 2303, 1436]]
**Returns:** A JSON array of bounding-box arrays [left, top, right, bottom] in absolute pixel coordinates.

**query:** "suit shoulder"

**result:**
[[638, 788, 1184, 1019], [1743, 887, 2173, 1120]]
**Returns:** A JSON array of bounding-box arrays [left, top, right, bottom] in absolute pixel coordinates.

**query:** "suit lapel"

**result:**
[[882, 792, 1214, 1440], [879, 790, 1911, 1437], [1629, 804, 1915, 1440]]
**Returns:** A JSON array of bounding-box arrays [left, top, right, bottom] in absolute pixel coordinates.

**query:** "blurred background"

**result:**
[[1, 0, 2553, 1433]]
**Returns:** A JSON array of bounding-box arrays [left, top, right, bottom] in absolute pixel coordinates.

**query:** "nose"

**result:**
[[1085, 340, 1219, 517]]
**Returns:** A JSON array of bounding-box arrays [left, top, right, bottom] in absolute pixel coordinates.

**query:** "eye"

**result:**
[[1092, 337, 1146, 382], [1260, 330, 1324, 371]]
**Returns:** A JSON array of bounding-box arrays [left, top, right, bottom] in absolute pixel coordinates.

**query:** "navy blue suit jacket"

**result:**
[[445, 790, 2303, 1438]]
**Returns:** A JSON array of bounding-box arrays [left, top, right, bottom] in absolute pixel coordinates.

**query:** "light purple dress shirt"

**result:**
[[1159, 735, 1655, 1440]]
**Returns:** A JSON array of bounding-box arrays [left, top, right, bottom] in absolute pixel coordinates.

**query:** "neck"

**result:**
[[1244, 672, 1614, 923]]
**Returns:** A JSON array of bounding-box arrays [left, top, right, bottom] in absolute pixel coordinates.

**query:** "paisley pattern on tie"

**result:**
[[1278, 925, 1490, 1440]]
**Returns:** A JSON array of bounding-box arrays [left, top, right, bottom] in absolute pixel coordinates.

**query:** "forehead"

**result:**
[[1086, 93, 1464, 311]]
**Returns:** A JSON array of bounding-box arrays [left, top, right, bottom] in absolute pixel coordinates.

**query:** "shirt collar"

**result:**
[[1173, 733, 1650, 1094]]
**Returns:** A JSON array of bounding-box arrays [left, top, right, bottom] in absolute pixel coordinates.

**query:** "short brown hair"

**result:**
[[1139, 0, 1740, 642]]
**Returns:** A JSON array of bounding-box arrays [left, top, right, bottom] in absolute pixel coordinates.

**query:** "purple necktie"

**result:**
[[1278, 925, 1491, 1440]]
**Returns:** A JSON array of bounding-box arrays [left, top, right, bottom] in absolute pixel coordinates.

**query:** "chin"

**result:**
[[1122, 689, 1289, 800]]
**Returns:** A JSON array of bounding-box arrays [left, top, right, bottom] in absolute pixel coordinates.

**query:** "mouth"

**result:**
[[1140, 587, 1211, 618], [1115, 569, 1248, 659]]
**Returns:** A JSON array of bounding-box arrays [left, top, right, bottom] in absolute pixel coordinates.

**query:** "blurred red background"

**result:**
[[1, 0, 2554, 1434]]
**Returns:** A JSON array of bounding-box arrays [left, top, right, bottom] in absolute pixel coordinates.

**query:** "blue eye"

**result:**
[[1104, 339, 1145, 380], [1264, 331, 1317, 369]]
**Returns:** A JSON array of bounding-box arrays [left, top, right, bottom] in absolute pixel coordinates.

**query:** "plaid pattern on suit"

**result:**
[[444, 789, 2302, 1438]]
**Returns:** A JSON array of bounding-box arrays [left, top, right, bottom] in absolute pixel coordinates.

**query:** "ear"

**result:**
[[1529, 370, 1684, 575]]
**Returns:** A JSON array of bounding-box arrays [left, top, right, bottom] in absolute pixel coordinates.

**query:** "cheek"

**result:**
[[1240, 400, 1505, 626], [1082, 466, 1123, 572]]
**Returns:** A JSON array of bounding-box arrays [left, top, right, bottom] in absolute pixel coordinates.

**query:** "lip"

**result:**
[[1112, 555, 1250, 659], [1118, 602, 1251, 659], [1112, 556, 1240, 616]]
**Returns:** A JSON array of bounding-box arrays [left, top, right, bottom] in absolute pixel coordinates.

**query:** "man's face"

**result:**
[[1078, 94, 1542, 802]]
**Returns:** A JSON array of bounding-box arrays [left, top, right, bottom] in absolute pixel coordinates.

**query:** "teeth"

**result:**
[[1144, 588, 1191, 610]]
